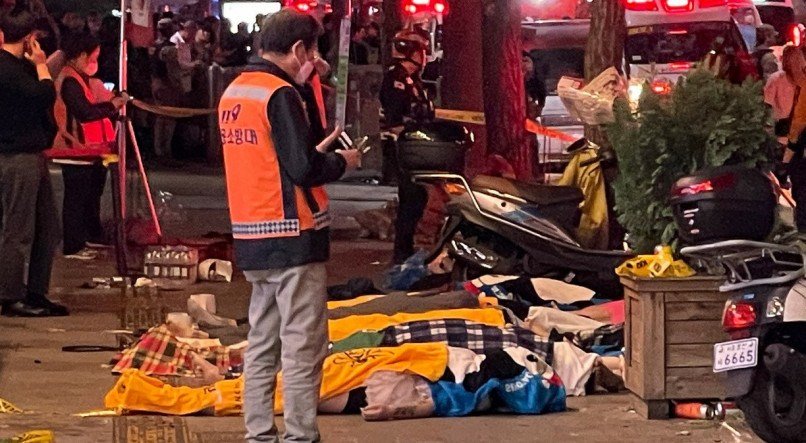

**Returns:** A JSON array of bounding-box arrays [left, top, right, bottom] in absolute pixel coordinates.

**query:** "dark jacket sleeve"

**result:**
[[268, 87, 346, 187], [19, 74, 57, 109], [61, 77, 118, 123], [379, 72, 411, 127]]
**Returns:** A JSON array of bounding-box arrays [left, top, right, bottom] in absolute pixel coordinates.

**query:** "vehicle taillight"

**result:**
[[700, 0, 728, 7], [671, 173, 736, 197], [651, 79, 672, 95], [723, 302, 757, 332], [663, 0, 693, 12], [623, 0, 658, 11], [668, 61, 692, 71]]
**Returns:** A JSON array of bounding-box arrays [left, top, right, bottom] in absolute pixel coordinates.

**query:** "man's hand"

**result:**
[[337, 148, 362, 170], [24, 37, 47, 66]]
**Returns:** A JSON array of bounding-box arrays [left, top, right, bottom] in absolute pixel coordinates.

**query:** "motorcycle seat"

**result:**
[[472, 175, 583, 206]]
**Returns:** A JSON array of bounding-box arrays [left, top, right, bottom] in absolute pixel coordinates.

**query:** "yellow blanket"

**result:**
[[104, 343, 448, 416], [328, 308, 505, 341]]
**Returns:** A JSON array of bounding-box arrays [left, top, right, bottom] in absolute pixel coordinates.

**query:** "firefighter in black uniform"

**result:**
[[380, 27, 433, 264]]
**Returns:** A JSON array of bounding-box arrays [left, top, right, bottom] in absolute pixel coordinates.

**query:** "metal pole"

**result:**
[[118, 0, 128, 220]]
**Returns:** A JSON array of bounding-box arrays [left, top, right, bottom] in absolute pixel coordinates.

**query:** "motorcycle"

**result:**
[[402, 129, 633, 297], [673, 167, 806, 442]]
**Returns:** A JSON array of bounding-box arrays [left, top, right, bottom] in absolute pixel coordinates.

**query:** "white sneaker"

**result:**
[[64, 248, 99, 261]]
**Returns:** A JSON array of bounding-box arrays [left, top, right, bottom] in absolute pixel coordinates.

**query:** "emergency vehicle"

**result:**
[[623, 0, 761, 95], [523, 0, 763, 166]]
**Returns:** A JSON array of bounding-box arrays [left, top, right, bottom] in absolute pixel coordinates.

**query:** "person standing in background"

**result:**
[[0, 8, 65, 317], [219, 9, 360, 442], [765, 45, 798, 150], [522, 51, 546, 119], [778, 46, 806, 232], [53, 33, 127, 260]]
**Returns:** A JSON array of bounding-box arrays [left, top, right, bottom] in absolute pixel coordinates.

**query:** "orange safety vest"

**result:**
[[219, 71, 331, 240], [53, 66, 116, 150]]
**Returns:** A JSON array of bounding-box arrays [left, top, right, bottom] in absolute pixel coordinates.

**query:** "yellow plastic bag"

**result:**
[[616, 246, 695, 278], [4, 430, 54, 443]]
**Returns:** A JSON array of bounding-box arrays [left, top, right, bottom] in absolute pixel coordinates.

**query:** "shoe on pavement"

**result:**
[[27, 296, 69, 317], [64, 248, 98, 260], [1, 301, 49, 317]]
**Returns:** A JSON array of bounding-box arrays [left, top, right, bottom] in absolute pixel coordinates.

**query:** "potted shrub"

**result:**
[[606, 70, 774, 418], [607, 69, 773, 253]]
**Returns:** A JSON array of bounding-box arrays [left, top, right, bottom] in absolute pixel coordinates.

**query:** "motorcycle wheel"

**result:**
[[738, 358, 806, 442]]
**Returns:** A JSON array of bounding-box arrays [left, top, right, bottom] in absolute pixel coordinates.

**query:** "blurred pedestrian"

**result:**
[[0, 8, 66, 317], [151, 18, 190, 158], [522, 51, 546, 119], [349, 25, 368, 65], [765, 45, 798, 148], [86, 10, 102, 37], [779, 46, 806, 231], [53, 32, 127, 260]]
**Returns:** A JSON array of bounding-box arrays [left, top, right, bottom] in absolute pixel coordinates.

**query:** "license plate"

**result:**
[[713, 338, 759, 373]]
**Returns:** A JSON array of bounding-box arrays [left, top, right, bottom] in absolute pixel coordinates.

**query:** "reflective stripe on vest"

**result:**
[[220, 71, 330, 240], [53, 66, 116, 149]]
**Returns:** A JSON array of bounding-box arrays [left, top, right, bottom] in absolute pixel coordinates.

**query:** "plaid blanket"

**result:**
[[380, 319, 553, 363], [111, 325, 234, 376]]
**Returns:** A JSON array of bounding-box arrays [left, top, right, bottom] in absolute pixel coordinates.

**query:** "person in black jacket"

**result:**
[[0, 8, 65, 317], [379, 27, 433, 264]]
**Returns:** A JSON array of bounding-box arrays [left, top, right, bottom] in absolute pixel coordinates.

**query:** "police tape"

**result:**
[[524, 118, 579, 143], [131, 100, 217, 118], [434, 108, 486, 125], [435, 108, 578, 143]]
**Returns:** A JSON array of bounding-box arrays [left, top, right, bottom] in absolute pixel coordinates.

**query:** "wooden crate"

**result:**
[[622, 276, 733, 419]]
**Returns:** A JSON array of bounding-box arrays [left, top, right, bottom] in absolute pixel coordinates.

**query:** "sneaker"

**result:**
[[64, 248, 99, 260]]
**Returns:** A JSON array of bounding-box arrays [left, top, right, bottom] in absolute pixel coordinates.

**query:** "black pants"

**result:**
[[61, 164, 107, 255], [0, 153, 60, 302], [790, 156, 806, 232], [393, 174, 429, 264]]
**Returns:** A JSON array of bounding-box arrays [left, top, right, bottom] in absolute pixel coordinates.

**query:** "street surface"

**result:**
[[0, 173, 763, 442]]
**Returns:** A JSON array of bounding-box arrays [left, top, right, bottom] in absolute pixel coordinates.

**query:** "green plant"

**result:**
[[607, 70, 773, 253]]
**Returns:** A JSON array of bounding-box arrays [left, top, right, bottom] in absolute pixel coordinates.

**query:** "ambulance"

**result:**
[[624, 0, 762, 95]]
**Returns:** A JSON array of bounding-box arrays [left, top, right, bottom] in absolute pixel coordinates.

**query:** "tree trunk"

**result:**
[[583, 0, 625, 145], [441, 0, 487, 176], [481, 0, 532, 180]]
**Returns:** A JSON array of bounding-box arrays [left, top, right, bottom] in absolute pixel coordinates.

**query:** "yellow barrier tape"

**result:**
[[435, 108, 486, 125], [131, 100, 216, 119], [616, 246, 696, 278], [0, 397, 22, 414]]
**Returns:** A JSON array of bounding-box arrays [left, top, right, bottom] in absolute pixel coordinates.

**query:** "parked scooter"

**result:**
[[404, 133, 633, 297], [673, 167, 806, 442]]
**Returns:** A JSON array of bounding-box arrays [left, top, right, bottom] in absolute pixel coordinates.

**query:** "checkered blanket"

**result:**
[[380, 319, 553, 363], [111, 325, 234, 377]]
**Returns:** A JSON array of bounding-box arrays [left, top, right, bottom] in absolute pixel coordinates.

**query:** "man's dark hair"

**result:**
[[62, 32, 100, 60], [260, 9, 322, 54], [0, 8, 35, 44]]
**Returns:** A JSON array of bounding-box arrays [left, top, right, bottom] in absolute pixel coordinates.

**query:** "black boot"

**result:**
[[1, 301, 49, 317]]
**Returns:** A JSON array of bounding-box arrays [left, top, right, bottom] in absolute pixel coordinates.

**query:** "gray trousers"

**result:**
[[244, 263, 328, 443], [0, 153, 59, 302]]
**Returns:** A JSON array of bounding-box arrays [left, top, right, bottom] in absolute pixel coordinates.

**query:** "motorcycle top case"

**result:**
[[670, 166, 776, 245], [397, 120, 471, 174]]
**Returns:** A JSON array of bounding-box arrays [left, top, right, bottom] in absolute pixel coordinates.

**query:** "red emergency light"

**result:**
[[623, 0, 658, 11], [401, 0, 449, 16], [287, 0, 318, 13]]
